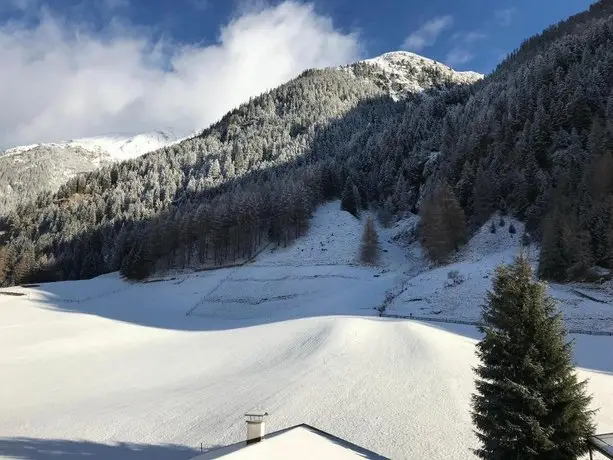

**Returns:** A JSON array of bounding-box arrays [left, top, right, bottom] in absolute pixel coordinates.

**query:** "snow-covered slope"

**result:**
[[345, 51, 483, 100], [2, 129, 183, 160], [1, 203, 611, 460], [62, 129, 184, 161], [386, 215, 613, 334], [0, 129, 185, 213]]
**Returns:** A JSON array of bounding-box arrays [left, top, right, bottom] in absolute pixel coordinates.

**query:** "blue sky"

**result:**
[[1, 0, 595, 72], [0, 0, 597, 147]]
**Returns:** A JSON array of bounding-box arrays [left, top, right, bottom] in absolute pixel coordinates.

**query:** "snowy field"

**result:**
[[387, 217, 613, 334], [1, 202, 612, 459]]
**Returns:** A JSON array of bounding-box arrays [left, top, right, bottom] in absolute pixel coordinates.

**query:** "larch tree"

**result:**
[[360, 215, 380, 265], [419, 183, 468, 264]]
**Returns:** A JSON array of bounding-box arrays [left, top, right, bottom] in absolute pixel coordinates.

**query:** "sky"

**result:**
[[0, 0, 597, 149]]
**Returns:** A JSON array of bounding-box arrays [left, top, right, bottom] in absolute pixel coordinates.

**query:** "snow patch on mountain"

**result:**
[[345, 51, 484, 100], [386, 215, 613, 334], [2, 129, 184, 161], [65, 129, 186, 160]]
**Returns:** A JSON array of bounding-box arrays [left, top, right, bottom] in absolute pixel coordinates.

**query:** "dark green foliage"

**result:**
[[539, 205, 593, 281], [120, 239, 152, 281], [522, 232, 532, 246], [341, 177, 361, 218], [472, 256, 594, 459]]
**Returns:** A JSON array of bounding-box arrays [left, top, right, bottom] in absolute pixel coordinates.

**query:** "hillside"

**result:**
[[0, 50, 479, 286], [0, 129, 183, 213], [386, 214, 613, 334], [3, 1, 613, 292], [1, 203, 611, 460]]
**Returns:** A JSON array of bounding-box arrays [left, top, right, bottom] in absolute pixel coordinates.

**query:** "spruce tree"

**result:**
[[119, 240, 151, 281], [472, 255, 594, 460]]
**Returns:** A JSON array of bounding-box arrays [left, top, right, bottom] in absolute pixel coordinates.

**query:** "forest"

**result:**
[[2, 0, 613, 285]]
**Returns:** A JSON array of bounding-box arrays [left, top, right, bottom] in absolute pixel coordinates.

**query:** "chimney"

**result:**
[[245, 411, 268, 445]]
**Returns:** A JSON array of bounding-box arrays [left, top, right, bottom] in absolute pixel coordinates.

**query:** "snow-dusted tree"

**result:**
[[473, 255, 594, 459]]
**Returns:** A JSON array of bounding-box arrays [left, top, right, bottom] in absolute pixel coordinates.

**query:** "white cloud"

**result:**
[[0, 1, 361, 149], [445, 47, 474, 67], [445, 31, 486, 68], [494, 8, 515, 27], [190, 0, 209, 10], [2, 0, 37, 12], [103, 0, 130, 9], [402, 15, 453, 52], [463, 31, 486, 43]]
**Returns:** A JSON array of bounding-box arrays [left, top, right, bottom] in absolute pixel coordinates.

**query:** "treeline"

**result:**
[[4, 1, 613, 284]]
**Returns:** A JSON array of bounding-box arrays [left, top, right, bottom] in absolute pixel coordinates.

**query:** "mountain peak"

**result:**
[[344, 51, 483, 99]]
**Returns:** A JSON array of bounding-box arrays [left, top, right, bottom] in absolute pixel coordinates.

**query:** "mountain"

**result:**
[[347, 51, 483, 99], [0, 129, 184, 212], [2, 0, 613, 287], [0, 51, 479, 216]]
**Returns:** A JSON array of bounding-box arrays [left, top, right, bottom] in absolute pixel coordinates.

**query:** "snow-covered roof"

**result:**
[[589, 432, 613, 459], [191, 424, 388, 460]]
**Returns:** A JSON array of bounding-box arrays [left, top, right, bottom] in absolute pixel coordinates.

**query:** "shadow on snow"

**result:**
[[0, 437, 202, 460]]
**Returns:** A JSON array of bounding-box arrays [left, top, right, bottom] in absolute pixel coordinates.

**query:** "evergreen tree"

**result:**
[[119, 239, 151, 281], [341, 177, 361, 218], [472, 256, 594, 459], [360, 215, 380, 265]]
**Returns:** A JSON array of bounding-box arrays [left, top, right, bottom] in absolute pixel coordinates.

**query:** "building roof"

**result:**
[[191, 424, 388, 460], [589, 432, 613, 459]]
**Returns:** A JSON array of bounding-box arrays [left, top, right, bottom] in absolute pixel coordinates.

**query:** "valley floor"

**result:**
[[1, 202, 612, 460]]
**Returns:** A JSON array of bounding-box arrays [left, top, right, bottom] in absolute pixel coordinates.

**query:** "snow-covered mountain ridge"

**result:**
[[2, 129, 183, 160], [0, 129, 186, 213], [344, 51, 484, 99]]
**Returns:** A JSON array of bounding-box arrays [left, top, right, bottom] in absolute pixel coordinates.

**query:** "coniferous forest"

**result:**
[[3, 0, 613, 285]]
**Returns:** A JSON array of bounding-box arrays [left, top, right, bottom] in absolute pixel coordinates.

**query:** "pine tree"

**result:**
[[360, 216, 380, 265], [472, 256, 594, 459]]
